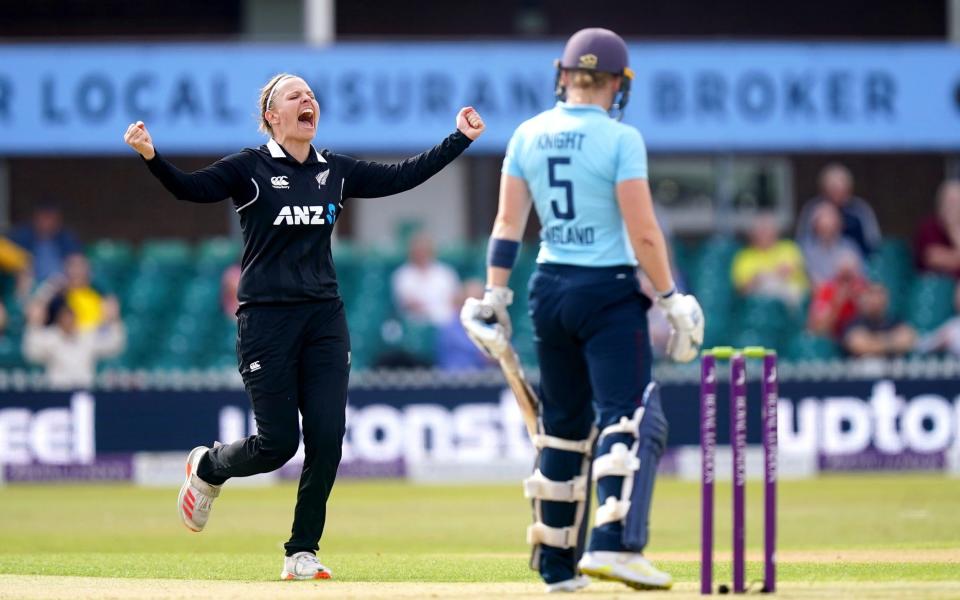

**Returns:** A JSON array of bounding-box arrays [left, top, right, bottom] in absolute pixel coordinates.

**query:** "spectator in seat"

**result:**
[[808, 249, 868, 340], [801, 201, 864, 287], [913, 180, 960, 277], [731, 212, 808, 308], [842, 283, 916, 357], [22, 293, 126, 390], [61, 254, 112, 332], [797, 163, 881, 257], [436, 279, 495, 371], [916, 281, 960, 357], [9, 200, 82, 284], [391, 231, 460, 325], [29, 254, 111, 333]]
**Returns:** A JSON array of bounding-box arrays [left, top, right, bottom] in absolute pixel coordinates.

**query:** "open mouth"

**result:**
[[297, 108, 316, 128]]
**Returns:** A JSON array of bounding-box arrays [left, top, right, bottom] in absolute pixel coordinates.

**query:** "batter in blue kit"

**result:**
[[462, 28, 705, 593]]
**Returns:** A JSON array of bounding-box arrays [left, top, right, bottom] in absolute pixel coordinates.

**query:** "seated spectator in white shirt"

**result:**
[[391, 232, 460, 325], [22, 293, 126, 390], [801, 202, 864, 286]]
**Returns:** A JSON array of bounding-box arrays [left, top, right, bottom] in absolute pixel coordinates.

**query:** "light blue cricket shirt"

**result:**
[[502, 101, 648, 267]]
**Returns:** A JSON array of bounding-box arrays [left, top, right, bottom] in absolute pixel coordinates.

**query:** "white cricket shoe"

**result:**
[[545, 575, 590, 593], [578, 551, 673, 590], [177, 445, 222, 532], [281, 551, 333, 580]]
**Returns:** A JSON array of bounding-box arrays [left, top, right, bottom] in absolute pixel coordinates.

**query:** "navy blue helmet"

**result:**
[[555, 28, 634, 119]]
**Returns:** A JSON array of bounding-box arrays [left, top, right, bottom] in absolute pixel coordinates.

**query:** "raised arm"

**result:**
[[93, 298, 127, 359], [342, 107, 484, 199], [124, 121, 251, 204], [22, 302, 55, 363]]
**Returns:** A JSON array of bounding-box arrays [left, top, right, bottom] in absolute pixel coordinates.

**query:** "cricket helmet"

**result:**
[[555, 28, 634, 119]]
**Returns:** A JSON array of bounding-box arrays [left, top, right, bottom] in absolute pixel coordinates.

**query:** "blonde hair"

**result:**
[[568, 69, 614, 90], [258, 73, 296, 136]]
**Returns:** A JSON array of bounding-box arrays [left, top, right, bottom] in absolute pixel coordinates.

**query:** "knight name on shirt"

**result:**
[[544, 225, 595, 245], [536, 131, 587, 151]]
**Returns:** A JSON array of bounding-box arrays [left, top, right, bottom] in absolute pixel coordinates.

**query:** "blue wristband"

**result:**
[[487, 238, 520, 269]]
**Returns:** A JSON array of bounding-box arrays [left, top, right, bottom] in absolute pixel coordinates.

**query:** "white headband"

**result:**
[[265, 75, 295, 110]]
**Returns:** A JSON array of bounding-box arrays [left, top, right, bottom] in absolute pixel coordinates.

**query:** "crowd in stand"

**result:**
[[0, 202, 126, 389], [4, 166, 960, 386], [733, 165, 960, 359]]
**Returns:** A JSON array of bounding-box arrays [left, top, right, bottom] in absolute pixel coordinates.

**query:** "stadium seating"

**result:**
[[688, 237, 741, 349], [906, 274, 956, 333], [785, 332, 841, 360], [1, 234, 954, 374], [865, 238, 914, 320]]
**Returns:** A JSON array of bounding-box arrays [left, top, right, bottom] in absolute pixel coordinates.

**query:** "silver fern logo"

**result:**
[[316, 169, 330, 187]]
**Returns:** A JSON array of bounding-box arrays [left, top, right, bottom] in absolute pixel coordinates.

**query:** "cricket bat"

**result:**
[[497, 343, 540, 441]]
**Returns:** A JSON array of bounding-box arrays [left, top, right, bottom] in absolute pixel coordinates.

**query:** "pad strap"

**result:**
[[599, 407, 645, 441], [595, 497, 632, 527], [527, 522, 579, 549], [533, 434, 593, 455], [592, 443, 641, 480], [523, 469, 588, 502]]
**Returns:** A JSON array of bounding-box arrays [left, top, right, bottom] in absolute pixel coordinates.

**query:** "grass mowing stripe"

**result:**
[[0, 554, 535, 582], [1, 554, 957, 583]]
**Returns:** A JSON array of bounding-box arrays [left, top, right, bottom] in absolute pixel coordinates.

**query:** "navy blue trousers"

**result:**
[[528, 263, 655, 583]]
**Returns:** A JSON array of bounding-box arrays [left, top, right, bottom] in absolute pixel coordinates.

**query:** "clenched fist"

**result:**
[[456, 107, 485, 141], [123, 121, 156, 160]]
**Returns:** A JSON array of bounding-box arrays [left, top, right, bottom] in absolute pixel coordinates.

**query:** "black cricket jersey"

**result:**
[[144, 131, 472, 306]]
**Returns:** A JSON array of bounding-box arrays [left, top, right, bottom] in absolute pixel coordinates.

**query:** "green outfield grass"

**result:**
[[0, 474, 958, 596]]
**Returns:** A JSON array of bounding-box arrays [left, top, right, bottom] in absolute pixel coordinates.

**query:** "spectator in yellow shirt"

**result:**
[[63, 254, 106, 331], [732, 213, 809, 308]]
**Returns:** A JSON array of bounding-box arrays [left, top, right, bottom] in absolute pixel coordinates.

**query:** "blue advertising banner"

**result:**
[[1, 378, 958, 477], [0, 42, 958, 155]]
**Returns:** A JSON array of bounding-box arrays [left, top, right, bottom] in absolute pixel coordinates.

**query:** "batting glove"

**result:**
[[656, 292, 705, 363], [460, 286, 514, 360]]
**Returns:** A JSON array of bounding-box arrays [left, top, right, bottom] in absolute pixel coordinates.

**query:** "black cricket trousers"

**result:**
[[197, 299, 351, 555]]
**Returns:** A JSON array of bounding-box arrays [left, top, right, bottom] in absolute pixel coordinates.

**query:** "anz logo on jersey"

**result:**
[[272, 204, 339, 226]]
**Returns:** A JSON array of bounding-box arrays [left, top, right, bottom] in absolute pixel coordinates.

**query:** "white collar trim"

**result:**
[[267, 138, 285, 158], [267, 138, 326, 163]]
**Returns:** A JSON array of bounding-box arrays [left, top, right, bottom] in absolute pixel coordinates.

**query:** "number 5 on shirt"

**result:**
[[548, 157, 575, 220]]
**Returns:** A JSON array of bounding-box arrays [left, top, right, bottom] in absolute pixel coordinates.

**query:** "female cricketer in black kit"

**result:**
[[123, 73, 485, 581]]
